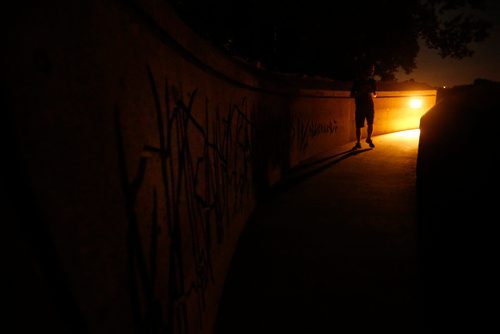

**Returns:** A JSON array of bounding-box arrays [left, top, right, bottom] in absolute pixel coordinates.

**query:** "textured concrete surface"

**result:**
[[215, 129, 423, 334], [416, 83, 500, 334]]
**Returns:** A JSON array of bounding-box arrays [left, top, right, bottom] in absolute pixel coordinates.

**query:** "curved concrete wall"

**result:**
[[5, 1, 436, 334]]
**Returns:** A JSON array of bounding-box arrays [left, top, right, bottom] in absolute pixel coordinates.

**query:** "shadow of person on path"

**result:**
[[273, 148, 372, 193]]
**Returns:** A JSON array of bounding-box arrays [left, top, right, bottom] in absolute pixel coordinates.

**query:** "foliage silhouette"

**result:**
[[168, 0, 492, 81]]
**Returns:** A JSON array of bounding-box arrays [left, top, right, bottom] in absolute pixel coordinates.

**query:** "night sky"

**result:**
[[396, 0, 500, 88]]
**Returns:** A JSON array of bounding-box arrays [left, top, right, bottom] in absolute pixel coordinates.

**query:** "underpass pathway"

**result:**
[[215, 129, 422, 334]]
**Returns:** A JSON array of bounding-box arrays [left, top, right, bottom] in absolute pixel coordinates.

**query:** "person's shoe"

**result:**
[[353, 142, 361, 150], [366, 139, 375, 148]]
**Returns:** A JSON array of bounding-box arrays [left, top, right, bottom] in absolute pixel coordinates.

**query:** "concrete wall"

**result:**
[[375, 90, 437, 134], [288, 87, 436, 166], [416, 82, 500, 331], [5, 1, 436, 334]]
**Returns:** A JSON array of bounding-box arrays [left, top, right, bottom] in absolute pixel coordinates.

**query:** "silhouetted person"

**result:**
[[350, 64, 376, 149]]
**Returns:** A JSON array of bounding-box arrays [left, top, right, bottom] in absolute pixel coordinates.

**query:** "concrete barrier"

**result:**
[[416, 81, 500, 331]]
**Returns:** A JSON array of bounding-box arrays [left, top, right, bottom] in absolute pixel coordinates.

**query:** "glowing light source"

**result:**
[[409, 98, 423, 109], [393, 129, 420, 138]]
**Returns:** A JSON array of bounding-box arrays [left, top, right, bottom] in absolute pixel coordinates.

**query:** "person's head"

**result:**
[[356, 62, 375, 78], [360, 63, 375, 78]]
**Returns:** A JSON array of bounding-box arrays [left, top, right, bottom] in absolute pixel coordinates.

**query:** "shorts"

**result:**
[[355, 107, 374, 128]]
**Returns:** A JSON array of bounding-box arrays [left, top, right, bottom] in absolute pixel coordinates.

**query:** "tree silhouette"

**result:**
[[168, 0, 492, 81]]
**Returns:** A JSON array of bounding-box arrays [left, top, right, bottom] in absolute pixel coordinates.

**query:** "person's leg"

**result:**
[[367, 123, 373, 140], [365, 107, 375, 147], [353, 127, 362, 149], [366, 123, 375, 147], [353, 110, 363, 149]]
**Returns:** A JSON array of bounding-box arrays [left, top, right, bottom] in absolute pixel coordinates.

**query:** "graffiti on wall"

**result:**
[[114, 66, 256, 334], [292, 117, 338, 152]]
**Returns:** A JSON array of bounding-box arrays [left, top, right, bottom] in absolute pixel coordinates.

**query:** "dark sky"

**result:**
[[396, 0, 500, 88]]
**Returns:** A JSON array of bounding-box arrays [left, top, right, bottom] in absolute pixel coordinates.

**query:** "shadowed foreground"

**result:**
[[417, 82, 500, 333], [215, 130, 422, 334]]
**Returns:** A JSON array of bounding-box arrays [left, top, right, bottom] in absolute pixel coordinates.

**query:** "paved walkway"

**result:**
[[215, 129, 423, 334]]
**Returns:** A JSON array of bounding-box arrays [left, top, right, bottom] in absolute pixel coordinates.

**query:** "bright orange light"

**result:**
[[409, 98, 423, 109], [393, 128, 420, 138]]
